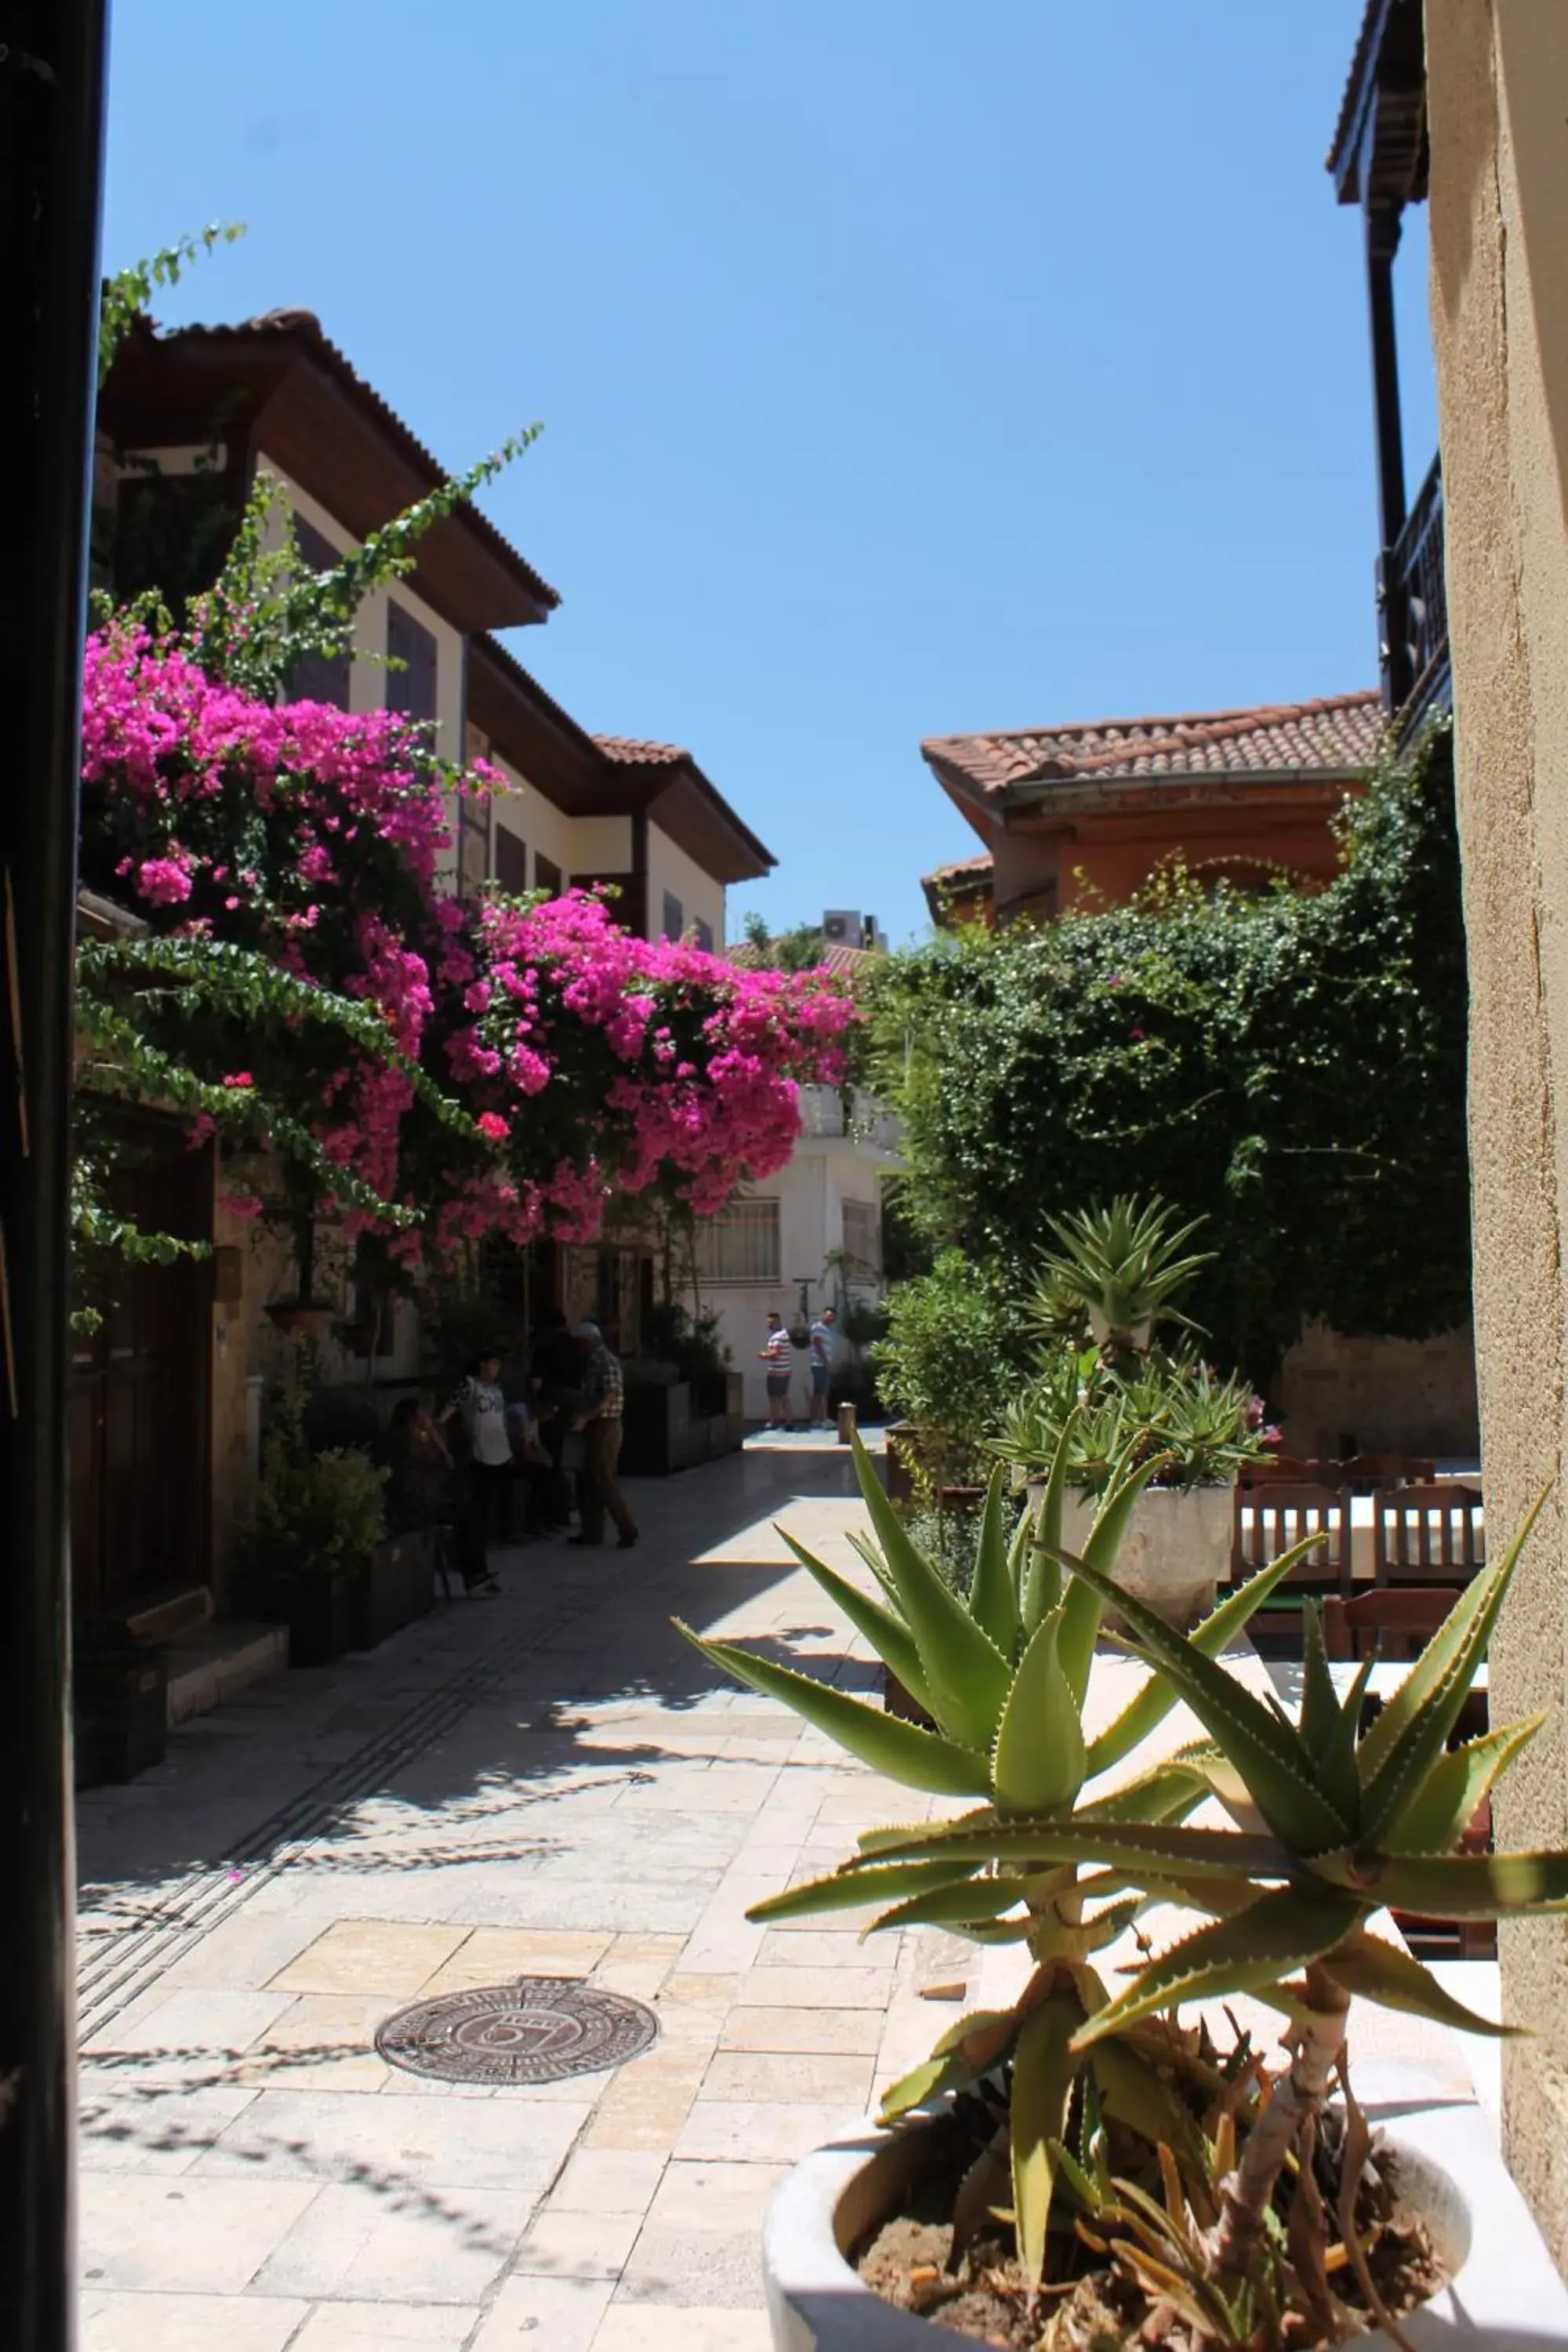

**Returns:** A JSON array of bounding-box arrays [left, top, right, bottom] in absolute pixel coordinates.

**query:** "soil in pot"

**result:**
[[852, 2100, 1444, 2349]]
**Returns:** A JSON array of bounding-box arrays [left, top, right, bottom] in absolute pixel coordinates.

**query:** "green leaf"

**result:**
[[1083, 1540, 1323, 1780], [1056, 1454, 1170, 1705], [858, 1814, 1293, 1881], [1011, 1995, 1082, 2289], [777, 1529, 932, 1716], [1357, 1488, 1549, 1791], [1299, 1603, 1346, 1794], [991, 1602, 1085, 1814], [1384, 1715, 1546, 1855], [1007, 1499, 1033, 1616], [1071, 1888, 1365, 2049], [1046, 1543, 1352, 1853], [1078, 1759, 1210, 1828], [673, 1623, 991, 1796], [1311, 1847, 1568, 1918], [1021, 1410, 1079, 1637], [746, 1858, 989, 1924], [1325, 1933, 1519, 2037], [1359, 1494, 1550, 1842], [878, 2053, 969, 2120], [969, 1466, 1019, 1659], [1088, 2035, 1208, 2176], [855, 1875, 1030, 1936], [849, 1432, 1012, 1749]]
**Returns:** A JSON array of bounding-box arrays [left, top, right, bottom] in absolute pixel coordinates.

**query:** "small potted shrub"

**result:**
[[877, 1251, 1032, 1500], [1000, 1196, 1278, 1627], [241, 1378, 388, 1665], [682, 1436, 1568, 2350]]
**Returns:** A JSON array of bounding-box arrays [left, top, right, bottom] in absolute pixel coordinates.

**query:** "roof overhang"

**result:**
[[1327, 0, 1428, 209], [1000, 768, 1367, 826], [467, 635, 623, 815], [100, 316, 557, 634], [637, 764, 775, 885]]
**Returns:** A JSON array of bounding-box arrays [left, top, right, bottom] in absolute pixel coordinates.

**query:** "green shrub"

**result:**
[[874, 1250, 1033, 1477]]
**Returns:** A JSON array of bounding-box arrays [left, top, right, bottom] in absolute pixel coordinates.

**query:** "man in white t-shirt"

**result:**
[[808, 1305, 837, 1428]]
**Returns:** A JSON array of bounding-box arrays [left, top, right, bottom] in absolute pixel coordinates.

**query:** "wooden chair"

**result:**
[[1233, 1482, 1352, 1592], [1237, 1456, 1316, 1486], [1372, 1482, 1484, 1584]]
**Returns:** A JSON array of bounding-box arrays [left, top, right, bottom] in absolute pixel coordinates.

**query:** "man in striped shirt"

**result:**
[[568, 1321, 637, 1549], [758, 1312, 794, 1429]]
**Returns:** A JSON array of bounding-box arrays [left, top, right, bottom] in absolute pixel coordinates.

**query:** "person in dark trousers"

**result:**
[[527, 1308, 582, 1529], [439, 1352, 513, 1590], [568, 1320, 638, 1549], [387, 1399, 459, 1592], [759, 1311, 793, 1429]]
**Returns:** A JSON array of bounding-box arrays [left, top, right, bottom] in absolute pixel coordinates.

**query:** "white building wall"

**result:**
[[646, 822, 726, 946], [701, 1142, 889, 1421]]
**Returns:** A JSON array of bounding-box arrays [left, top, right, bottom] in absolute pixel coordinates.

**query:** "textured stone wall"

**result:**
[[1427, 0, 1568, 2263]]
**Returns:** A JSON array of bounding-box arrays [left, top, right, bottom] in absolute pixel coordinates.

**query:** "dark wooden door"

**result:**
[[69, 1122, 212, 1616]]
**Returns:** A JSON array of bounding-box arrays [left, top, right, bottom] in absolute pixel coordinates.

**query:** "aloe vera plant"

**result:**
[[676, 1428, 1318, 2294]]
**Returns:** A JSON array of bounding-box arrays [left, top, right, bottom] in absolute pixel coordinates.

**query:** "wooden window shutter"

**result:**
[[283, 515, 352, 709], [495, 825, 528, 895], [387, 600, 438, 725]]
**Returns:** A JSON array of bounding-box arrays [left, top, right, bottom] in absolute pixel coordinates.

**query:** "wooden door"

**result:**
[[69, 1120, 212, 1617]]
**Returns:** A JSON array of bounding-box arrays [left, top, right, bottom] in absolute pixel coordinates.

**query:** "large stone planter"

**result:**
[[761, 2080, 1568, 2350], [1054, 1479, 1234, 1631]]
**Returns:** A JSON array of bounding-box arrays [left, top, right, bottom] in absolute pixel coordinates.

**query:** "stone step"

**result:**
[[165, 1621, 289, 1726], [124, 1584, 212, 1648]]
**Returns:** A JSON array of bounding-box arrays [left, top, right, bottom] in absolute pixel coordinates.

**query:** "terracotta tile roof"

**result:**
[[118, 310, 559, 615], [924, 691, 1382, 805], [727, 938, 879, 979], [593, 735, 689, 766], [925, 852, 995, 885]]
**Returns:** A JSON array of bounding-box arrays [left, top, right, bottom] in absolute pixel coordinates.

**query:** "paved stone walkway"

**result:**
[[75, 1433, 945, 2351]]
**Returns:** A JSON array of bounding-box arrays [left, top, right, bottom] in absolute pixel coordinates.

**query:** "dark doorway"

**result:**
[[68, 1116, 212, 1617]]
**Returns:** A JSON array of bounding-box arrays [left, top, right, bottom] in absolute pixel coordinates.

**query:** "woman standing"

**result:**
[[440, 1351, 514, 1591]]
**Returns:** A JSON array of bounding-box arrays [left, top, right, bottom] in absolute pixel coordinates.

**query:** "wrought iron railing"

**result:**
[[1379, 455, 1450, 733]]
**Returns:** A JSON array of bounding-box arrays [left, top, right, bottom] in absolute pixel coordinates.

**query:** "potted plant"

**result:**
[[877, 1250, 1032, 1498], [683, 1435, 1568, 2349], [999, 1196, 1279, 1628], [240, 1377, 388, 1665]]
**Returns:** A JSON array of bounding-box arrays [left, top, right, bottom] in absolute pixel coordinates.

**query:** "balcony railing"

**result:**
[[797, 1084, 902, 1152], [1378, 455, 1450, 735]]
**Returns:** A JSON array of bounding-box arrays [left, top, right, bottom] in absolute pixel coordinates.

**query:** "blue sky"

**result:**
[[103, 0, 1435, 945]]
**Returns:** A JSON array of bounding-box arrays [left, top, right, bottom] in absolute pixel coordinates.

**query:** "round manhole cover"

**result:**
[[375, 1976, 659, 2085]]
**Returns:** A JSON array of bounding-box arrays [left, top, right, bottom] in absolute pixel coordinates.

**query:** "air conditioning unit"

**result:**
[[822, 909, 862, 946]]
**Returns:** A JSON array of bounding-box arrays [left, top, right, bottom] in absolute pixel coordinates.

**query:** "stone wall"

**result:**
[[1427, 0, 1568, 2266], [1273, 1322, 1478, 1463]]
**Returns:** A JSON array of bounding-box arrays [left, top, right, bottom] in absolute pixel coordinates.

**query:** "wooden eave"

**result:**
[[1328, 0, 1429, 210]]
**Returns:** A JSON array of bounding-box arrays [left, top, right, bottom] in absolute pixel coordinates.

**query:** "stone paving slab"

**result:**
[[75, 1434, 931, 2349]]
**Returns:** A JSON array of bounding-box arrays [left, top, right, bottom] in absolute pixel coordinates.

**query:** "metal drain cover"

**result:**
[[375, 1976, 659, 2085]]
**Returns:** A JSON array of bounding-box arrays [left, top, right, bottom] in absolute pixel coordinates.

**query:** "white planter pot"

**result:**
[[763, 2078, 1568, 2350], [1057, 1479, 1234, 1631]]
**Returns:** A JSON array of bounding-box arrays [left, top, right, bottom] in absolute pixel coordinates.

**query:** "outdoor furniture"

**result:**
[[1324, 1585, 1454, 1661], [1372, 1481, 1484, 1584], [1237, 1455, 1316, 1484], [1232, 1481, 1352, 1592], [1338, 1452, 1436, 1490]]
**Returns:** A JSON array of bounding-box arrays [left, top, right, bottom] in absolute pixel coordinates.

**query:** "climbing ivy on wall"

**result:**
[[867, 724, 1469, 1378]]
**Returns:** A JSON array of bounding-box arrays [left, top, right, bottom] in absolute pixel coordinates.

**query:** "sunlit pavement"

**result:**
[[74, 1428, 942, 2351]]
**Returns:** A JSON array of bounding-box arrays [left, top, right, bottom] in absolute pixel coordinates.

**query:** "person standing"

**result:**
[[440, 1351, 513, 1590], [759, 1312, 794, 1429], [808, 1304, 838, 1428], [527, 1307, 582, 1529], [569, 1320, 638, 1550]]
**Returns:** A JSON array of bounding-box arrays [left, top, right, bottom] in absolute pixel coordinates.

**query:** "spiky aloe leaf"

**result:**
[[1070, 1888, 1365, 2049], [1310, 1847, 1568, 1917], [1022, 1413, 1080, 1637], [1078, 1759, 1210, 1828], [745, 1857, 990, 1924], [855, 1814, 1294, 1882], [1083, 1541, 1324, 1780], [1007, 1497, 1033, 1617], [1088, 2034, 1208, 2177], [1325, 1932, 1518, 2037], [855, 1875, 1029, 1936], [992, 1602, 1085, 1814], [777, 1528, 933, 1716], [1298, 1602, 1360, 1829], [849, 1431, 1012, 1749], [878, 2052, 970, 2120], [845, 1526, 902, 1604], [1047, 1544, 1352, 1853], [1011, 1994, 1083, 2289], [1384, 1715, 1546, 1856], [969, 1466, 1020, 1660], [1357, 1488, 1548, 1791], [856, 1809, 989, 1855], [879, 2005, 1022, 2120], [1359, 1495, 1549, 1842], [1056, 1454, 1171, 1705], [674, 1624, 991, 1796]]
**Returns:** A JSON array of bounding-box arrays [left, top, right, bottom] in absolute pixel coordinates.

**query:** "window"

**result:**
[[457, 801, 490, 901], [662, 890, 684, 942], [285, 517, 351, 708], [494, 824, 528, 895], [841, 1199, 881, 1280], [535, 852, 563, 899], [693, 916, 714, 953], [694, 1197, 781, 1284], [387, 600, 438, 725]]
